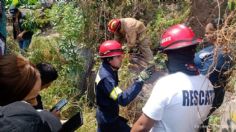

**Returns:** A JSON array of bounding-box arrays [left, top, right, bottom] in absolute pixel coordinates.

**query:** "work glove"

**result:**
[[137, 65, 155, 82]]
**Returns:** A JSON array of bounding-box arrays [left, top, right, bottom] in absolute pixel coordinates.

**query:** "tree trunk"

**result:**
[[77, 48, 94, 94], [86, 70, 96, 106], [187, 0, 228, 37]]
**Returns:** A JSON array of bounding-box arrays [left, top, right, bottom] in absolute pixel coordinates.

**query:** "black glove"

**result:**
[[138, 65, 155, 82]]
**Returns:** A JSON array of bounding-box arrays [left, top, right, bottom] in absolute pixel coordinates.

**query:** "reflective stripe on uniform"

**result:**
[[231, 112, 236, 123], [94, 72, 101, 96], [109, 87, 122, 100], [95, 72, 101, 84]]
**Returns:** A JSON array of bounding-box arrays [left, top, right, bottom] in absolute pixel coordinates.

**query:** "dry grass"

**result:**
[[214, 10, 236, 92]]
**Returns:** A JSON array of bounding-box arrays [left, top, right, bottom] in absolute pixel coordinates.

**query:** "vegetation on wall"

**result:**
[[4, 0, 236, 131]]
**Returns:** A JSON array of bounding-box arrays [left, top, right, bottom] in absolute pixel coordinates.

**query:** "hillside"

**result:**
[[2, 0, 236, 131]]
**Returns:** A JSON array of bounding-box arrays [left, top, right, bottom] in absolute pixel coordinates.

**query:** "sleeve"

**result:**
[[194, 52, 203, 69], [102, 77, 144, 106], [216, 50, 232, 71], [117, 80, 144, 106], [194, 49, 212, 75], [142, 79, 170, 121], [37, 110, 62, 132], [126, 29, 137, 48], [114, 32, 123, 43]]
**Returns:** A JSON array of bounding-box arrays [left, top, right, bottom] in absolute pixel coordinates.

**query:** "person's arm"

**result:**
[[117, 80, 144, 106], [131, 113, 155, 132], [37, 110, 62, 132], [132, 78, 170, 131], [114, 32, 123, 43], [126, 29, 137, 48], [17, 30, 27, 40], [103, 77, 144, 106], [126, 20, 146, 48]]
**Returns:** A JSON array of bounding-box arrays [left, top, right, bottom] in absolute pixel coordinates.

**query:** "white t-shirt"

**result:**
[[142, 72, 214, 132]]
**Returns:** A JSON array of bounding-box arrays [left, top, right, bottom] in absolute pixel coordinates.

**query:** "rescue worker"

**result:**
[[107, 18, 154, 67], [194, 19, 232, 131], [95, 40, 153, 132], [131, 24, 214, 132], [0, 0, 6, 55]]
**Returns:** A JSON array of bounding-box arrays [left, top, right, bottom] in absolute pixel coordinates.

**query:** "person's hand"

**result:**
[[51, 109, 61, 118], [137, 65, 155, 82]]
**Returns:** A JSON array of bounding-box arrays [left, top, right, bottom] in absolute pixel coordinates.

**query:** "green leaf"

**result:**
[[228, 0, 236, 10]]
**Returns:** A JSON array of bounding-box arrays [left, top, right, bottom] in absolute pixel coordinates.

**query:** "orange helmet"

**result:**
[[99, 40, 123, 58], [108, 19, 121, 33]]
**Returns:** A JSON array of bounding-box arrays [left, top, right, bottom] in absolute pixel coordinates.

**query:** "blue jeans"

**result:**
[[19, 38, 32, 50]]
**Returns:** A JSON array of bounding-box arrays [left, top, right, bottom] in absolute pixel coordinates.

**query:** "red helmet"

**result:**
[[160, 24, 202, 51], [99, 40, 123, 58], [108, 19, 121, 33]]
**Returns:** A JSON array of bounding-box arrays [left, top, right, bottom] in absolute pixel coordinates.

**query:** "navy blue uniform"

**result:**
[[95, 62, 144, 132]]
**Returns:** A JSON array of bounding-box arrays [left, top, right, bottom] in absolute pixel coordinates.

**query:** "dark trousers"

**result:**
[[97, 117, 130, 132], [199, 87, 225, 132]]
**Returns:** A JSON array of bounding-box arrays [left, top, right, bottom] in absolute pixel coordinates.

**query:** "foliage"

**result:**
[[46, 2, 86, 85], [5, 1, 236, 131], [22, 11, 38, 32], [5, 36, 20, 55], [228, 0, 236, 10], [75, 101, 96, 132], [47, 3, 85, 41], [149, 1, 190, 46], [209, 115, 221, 132], [5, 0, 39, 8], [18, 2, 89, 116]]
